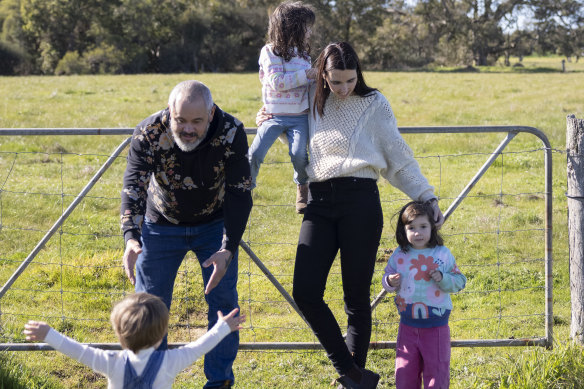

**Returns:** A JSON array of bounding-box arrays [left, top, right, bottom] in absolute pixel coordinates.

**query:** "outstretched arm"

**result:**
[[165, 309, 244, 376], [24, 320, 118, 376], [218, 307, 246, 332], [23, 320, 51, 341]]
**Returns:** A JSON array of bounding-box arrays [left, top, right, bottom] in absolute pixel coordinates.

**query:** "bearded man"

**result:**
[[120, 80, 252, 389]]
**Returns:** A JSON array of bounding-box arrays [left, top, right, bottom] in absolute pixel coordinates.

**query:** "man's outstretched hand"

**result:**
[[202, 249, 233, 294], [123, 238, 142, 285]]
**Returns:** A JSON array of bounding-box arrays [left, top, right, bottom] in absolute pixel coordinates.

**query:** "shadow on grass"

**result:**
[[369, 64, 581, 73], [442, 65, 567, 73]]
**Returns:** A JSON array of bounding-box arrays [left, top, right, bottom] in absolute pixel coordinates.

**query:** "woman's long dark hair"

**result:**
[[267, 1, 315, 61], [313, 41, 377, 117], [395, 201, 443, 252]]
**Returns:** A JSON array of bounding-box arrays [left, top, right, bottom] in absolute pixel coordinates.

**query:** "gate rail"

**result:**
[[0, 126, 553, 351]]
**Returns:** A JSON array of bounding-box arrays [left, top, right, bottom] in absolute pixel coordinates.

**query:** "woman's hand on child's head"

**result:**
[[255, 106, 272, 127], [305, 68, 317, 80], [23, 321, 50, 341], [218, 308, 246, 332], [387, 273, 401, 288], [429, 269, 443, 283], [429, 200, 445, 228]]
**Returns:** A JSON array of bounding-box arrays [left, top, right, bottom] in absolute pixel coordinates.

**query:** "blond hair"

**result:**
[[110, 292, 169, 353]]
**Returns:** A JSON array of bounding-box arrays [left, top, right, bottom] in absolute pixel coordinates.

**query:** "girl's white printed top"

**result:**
[[259, 44, 312, 114], [382, 245, 466, 328]]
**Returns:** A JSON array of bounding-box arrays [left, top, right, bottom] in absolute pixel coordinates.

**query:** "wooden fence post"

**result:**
[[567, 114, 584, 344]]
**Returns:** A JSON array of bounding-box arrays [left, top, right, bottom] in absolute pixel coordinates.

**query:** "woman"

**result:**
[[258, 42, 444, 388]]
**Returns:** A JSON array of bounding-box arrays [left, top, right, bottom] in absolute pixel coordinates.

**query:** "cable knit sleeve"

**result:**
[[374, 94, 435, 202]]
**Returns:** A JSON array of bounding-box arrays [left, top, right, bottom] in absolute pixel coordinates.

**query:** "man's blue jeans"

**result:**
[[135, 218, 239, 388]]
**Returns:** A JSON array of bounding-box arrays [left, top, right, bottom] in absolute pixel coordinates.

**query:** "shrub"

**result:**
[[54, 51, 90, 75], [0, 41, 24, 75], [83, 44, 125, 74]]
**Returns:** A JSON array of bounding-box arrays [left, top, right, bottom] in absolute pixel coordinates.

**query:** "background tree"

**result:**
[[0, 0, 582, 74], [413, 0, 528, 66], [532, 0, 584, 61], [20, 0, 108, 73], [365, 2, 439, 69], [197, 0, 266, 72], [0, 0, 28, 74]]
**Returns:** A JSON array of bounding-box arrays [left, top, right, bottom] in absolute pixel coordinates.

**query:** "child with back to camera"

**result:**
[[248, 1, 316, 214], [23, 292, 245, 389], [382, 201, 466, 389]]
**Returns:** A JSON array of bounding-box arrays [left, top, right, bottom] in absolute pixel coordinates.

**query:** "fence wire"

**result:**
[[0, 128, 553, 358]]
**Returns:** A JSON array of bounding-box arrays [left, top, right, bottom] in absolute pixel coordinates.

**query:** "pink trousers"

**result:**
[[395, 322, 451, 389]]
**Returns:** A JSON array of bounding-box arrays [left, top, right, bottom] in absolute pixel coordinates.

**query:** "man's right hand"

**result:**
[[123, 239, 142, 285]]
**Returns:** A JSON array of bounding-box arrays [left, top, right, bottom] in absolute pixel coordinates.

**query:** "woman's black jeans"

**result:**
[[293, 177, 383, 375]]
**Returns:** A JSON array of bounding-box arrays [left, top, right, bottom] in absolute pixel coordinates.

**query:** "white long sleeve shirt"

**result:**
[[43, 319, 231, 388]]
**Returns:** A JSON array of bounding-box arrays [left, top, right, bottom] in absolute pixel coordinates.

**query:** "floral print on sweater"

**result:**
[[382, 245, 466, 328], [121, 106, 252, 254]]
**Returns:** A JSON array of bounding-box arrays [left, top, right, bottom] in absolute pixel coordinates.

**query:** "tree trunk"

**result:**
[[567, 114, 584, 344]]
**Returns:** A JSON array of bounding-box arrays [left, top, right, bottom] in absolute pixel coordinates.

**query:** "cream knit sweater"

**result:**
[[307, 89, 435, 202]]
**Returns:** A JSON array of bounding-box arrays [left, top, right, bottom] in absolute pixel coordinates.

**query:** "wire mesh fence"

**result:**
[[0, 127, 552, 356]]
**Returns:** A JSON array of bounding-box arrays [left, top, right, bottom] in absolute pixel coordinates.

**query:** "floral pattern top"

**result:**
[[121, 106, 253, 254], [382, 245, 466, 328]]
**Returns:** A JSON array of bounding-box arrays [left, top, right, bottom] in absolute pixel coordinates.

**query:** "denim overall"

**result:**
[[123, 350, 164, 389]]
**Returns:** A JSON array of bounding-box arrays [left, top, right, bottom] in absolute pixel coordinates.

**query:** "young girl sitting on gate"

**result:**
[[248, 1, 316, 213], [382, 201, 466, 389], [23, 292, 245, 389]]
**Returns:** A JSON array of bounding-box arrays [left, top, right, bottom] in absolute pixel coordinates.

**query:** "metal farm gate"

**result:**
[[0, 126, 552, 352]]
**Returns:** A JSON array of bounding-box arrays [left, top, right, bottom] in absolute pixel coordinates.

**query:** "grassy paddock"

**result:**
[[1, 58, 584, 388]]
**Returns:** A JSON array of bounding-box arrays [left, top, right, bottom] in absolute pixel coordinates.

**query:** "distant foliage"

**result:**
[[0, 0, 582, 74], [55, 46, 125, 76], [55, 51, 90, 75], [0, 41, 23, 75], [83, 44, 126, 74]]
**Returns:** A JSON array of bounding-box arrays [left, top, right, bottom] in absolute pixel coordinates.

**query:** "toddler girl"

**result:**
[[382, 201, 466, 389]]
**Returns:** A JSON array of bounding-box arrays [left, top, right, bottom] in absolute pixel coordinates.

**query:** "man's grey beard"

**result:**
[[171, 122, 210, 152]]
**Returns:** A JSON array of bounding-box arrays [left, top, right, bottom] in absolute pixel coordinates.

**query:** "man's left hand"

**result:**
[[202, 249, 233, 295]]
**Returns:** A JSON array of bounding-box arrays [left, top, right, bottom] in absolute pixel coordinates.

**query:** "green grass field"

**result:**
[[1, 56, 584, 388]]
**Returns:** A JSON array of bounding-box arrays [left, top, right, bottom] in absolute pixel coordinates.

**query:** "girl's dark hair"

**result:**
[[313, 41, 377, 117], [395, 201, 443, 252], [268, 1, 315, 62]]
